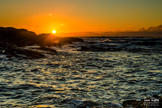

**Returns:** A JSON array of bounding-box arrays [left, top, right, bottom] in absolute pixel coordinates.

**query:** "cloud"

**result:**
[[139, 25, 162, 32], [57, 25, 162, 37]]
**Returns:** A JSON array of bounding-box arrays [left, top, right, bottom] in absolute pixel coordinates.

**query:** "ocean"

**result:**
[[0, 37, 162, 108]]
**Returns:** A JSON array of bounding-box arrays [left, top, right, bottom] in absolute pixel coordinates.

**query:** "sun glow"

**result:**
[[52, 30, 56, 34]]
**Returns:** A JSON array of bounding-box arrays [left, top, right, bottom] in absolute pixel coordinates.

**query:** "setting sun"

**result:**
[[52, 30, 56, 34]]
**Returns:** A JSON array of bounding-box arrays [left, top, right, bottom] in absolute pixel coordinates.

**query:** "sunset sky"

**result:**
[[0, 0, 162, 36]]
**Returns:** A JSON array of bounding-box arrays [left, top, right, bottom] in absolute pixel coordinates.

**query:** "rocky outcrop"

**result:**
[[0, 27, 84, 47], [0, 27, 86, 59], [64, 37, 84, 42], [78, 46, 122, 52], [0, 27, 37, 46], [136, 41, 162, 46], [0, 42, 44, 59], [0, 27, 59, 47], [58, 37, 84, 45], [37, 33, 56, 47], [0, 27, 57, 59], [123, 95, 162, 108], [37, 46, 57, 54]]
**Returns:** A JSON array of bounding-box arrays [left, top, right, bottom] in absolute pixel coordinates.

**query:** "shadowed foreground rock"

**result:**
[[0, 27, 58, 47], [0, 27, 37, 46], [123, 95, 162, 108], [0, 42, 45, 59], [0, 27, 84, 59], [69, 95, 162, 108], [36, 46, 57, 54], [0, 27, 84, 47]]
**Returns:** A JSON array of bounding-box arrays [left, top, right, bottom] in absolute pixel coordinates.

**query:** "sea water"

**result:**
[[0, 37, 162, 107]]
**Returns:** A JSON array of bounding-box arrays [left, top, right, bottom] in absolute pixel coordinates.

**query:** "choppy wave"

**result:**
[[0, 37, 162, 107]]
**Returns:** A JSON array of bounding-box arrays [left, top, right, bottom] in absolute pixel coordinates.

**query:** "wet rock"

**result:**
[[5, 48, 44, 59], [62, 99, 121, 108], [37, 33, 56, 47], [38, 46, 57, 54], [123, 95, 162, 108], [0, 42, 44, 59], [123, 100, 142, 108], [31, 68, 39, 72], [87, 42, 97, 44], [58, 39, 73, 45], [58, 37, 84, 45], [80, 46, 90, 51], [136, 41, 162, 46], [64, 37, 84, 42], [78, 46, 122, 52], [83, 46, 107, 51], [60, 99, 101, 108], [77, 100, 100, 108], [0, 42, 17, 50]]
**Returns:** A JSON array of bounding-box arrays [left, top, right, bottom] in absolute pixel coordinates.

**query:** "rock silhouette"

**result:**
[[0, 42, 44, 59], [0, 27, 84, 46], [0, 27, 56, 47], [0, 27, 57, 58], [0, 27, 84, 59]]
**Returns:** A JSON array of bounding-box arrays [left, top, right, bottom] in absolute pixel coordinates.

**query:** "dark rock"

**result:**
[[5, 48, 45, 59], [123, 100, 142, 108], [58, 39, 73, 45], [0, 27, 60, 59], [77, 101, 100, 108], [64, 37, 84, 42], [58, 37, 84, 45], [0, 27, 56, 47], [0, 42, 44, 59], [80, 46, 90, 51], [38, 46, 57, 54], [78, 46, 122, 52], [0, 27, 84, 48], [31, 68, 39, 72], [123, 95, 162, 108], [79, 46, 103, 51], [136, 41, 160, 46], [37, 33, 56, 47], [87, 42, 97, 44], [0, 27, 37, 46]]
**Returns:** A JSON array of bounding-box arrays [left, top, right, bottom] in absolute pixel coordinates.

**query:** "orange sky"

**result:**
[[0, 0, 162, 36]]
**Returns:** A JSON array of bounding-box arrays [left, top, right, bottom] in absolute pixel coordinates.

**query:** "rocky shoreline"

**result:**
[[77, 38, 162, 53], [1, 27, 162, 108], [1, 27, 162, 59], [27, 95, 162, 108], [122, 95, 162, 108], [0, 27, 83, 59]]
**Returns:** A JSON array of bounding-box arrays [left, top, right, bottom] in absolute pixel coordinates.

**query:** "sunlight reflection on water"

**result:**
[[0, 38, 162, 107]]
